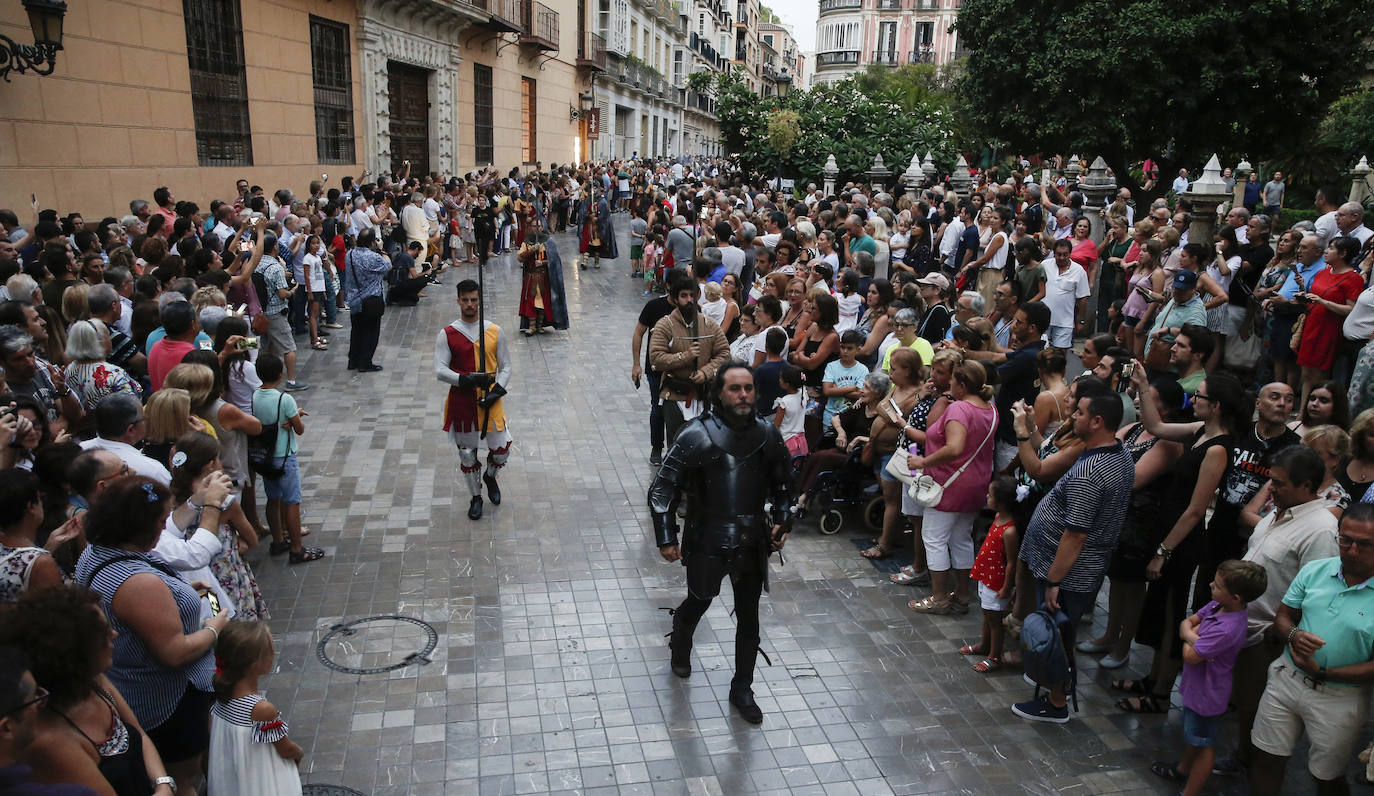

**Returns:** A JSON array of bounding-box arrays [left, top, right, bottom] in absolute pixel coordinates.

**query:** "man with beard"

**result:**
[[648, 362, 793, 723], [648, 270, 729, 443], [435, 279, 512, 521]]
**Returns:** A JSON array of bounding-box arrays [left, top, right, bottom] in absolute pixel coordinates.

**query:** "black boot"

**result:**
[[483, 471, 501, 506], [667, 608, 698, 678], [729, 687, 763, 724], [467, 495, 483, 520]]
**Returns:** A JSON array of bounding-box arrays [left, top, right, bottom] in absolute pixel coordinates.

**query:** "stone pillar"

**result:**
[[921, 151, 937, 188], [1079, 156, 1116, 245], [867, 154, 891, 194], [949, 154, 971, 197], [1350, 155, 1372, 206], [902, 153, 922, 202], [1231, 158, 1252, 215], [1183, 154, 1232, 248], [822, 154, 838, 197], [1063, 154, 1082, 195]]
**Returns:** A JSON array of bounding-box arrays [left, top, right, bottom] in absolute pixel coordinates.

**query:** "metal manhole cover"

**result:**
[[303, 786, 366, 796], [315, 615, 438, 675]]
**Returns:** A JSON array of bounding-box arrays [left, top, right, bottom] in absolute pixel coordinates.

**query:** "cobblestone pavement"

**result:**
[[245, 217, 1317, 795]]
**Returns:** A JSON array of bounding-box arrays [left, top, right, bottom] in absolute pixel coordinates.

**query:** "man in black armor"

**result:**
[[647, 361, 793, 724]]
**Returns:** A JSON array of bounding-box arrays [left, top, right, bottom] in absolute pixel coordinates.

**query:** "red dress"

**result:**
[[970, 518, 1013, 591], [1297, 267, 1364, 371]]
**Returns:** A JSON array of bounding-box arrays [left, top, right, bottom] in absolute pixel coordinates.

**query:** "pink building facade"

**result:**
[[812, 0, 961, 85]]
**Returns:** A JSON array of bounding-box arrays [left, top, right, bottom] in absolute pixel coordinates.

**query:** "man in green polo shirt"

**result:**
[[1249, 502, 1374, 795]]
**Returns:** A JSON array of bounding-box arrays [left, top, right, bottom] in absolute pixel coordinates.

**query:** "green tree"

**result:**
[[954, 0, 1373, 201]]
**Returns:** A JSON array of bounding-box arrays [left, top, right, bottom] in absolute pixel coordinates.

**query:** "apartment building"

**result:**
[[812, 0, 961, 85]]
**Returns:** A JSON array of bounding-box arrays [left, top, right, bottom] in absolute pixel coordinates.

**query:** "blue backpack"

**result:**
[[1020, 608, 1078, 711]]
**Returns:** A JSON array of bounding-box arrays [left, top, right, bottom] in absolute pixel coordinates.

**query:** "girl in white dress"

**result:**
[[208, 621, 303, 796]]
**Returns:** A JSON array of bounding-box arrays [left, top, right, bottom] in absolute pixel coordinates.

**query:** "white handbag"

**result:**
[[907, 415, 997, 508]]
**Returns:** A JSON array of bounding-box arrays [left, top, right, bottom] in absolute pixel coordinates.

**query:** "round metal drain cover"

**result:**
[[316, 615, 438, 675], [303, 786, 366, 796]]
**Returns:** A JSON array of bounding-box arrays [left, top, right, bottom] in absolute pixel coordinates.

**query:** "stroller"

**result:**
[[794, 443, 884, 535]]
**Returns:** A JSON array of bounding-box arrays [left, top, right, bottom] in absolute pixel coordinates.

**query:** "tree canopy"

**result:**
[[953, 0, 1373, 198], [710, 69, 958, 186]]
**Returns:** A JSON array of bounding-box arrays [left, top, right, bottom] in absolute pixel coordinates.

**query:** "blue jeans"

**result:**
[[323, 273, 339, 324], [262, 454, 301, 504]]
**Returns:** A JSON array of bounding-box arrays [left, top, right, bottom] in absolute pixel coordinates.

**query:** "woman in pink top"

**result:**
[[906, 361, 999, 615]]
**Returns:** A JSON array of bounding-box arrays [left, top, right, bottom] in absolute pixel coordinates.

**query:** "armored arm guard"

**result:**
[[762, 422, 794, 532], [647, 420, 708, 547]]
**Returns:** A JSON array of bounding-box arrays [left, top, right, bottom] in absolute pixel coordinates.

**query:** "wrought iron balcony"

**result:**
[[871, 49, 898, 66], [469, 0, 527, 34], [816, 49, 859, 67], [877, 0, 902, 9], [909, 46, 934, 63], [577, 32, 607, 71], [914, 0, 938, 7], [518, 1, 557, 50]]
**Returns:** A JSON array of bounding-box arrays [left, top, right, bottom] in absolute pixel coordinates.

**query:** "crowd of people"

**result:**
[[627, 163, 1374, 794], [0, 150, 1372, 794]]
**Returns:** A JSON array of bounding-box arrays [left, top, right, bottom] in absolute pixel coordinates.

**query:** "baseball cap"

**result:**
[[1171, 270, 1198, 290], [916, 273, 951, 291]]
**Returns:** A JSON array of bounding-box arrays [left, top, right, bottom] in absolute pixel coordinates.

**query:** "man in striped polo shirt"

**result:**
[[1013, 386, 1136, 724]]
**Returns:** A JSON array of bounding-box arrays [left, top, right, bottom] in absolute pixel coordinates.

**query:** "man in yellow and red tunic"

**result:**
[[434, 279, 512, 520]]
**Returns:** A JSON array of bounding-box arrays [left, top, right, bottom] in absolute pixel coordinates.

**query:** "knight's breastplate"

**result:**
[[684, 418, 771, 551]]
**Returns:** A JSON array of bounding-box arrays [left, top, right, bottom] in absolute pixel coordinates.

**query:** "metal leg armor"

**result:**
[[459, 448, 482, 496]]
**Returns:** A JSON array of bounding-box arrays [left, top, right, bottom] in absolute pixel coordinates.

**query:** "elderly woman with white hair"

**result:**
[[62, 318, 141, 413]]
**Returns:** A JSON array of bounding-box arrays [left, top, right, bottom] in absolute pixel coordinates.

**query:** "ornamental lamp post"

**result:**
[[0, 0, 67, 81]]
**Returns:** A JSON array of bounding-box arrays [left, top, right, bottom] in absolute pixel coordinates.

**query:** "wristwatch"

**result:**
[[154, 776, 176, 793], [1155, 543, 1173, 560]]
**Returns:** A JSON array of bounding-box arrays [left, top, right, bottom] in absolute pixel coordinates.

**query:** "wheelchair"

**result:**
[[794, 443, 884, 536]]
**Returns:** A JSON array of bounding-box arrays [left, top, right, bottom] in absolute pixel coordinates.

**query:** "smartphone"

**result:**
[[1134, 285, 1152, 299], [888, 397, 903, 419], [1119, 361, 1135, 391], [206, 592, 221, 616], [239, 239, 252, 253], [236, 337, 260, 350]]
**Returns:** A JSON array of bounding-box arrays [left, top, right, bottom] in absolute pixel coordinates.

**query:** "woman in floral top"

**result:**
[[63, 319, 141, 414]]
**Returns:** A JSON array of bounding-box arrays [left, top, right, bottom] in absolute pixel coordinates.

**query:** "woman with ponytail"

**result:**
[[208, 620, 303, 795]]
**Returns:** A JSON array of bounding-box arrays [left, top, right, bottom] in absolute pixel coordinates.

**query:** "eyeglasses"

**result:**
[[1338, 535, 1374, 551], [1193, 392, 1212, 403], [5, 685, 48, 715]]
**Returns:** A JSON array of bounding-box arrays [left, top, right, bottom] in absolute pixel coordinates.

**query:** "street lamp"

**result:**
[[0, 0, 67, 81]]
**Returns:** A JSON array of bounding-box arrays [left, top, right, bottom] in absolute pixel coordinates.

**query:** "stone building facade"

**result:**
[[812, 0, 961, 85]]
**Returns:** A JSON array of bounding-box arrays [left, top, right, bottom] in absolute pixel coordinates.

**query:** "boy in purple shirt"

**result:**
[[1152, 560, 1268, 796]]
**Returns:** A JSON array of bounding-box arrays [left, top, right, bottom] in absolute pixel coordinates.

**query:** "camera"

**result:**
[[237, 337, 260, 350]]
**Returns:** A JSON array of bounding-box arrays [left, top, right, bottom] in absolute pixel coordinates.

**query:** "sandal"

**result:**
[[312, 340, 328, 350], [1149, 761, 1187, 782], [972, 656, 1001, 673], [288, 547, 326, 565], [958, 643, 987, 656], [1116, 695, 1169, 714], [859, 544, 890, 560], [269, 541, 291, 556], [1111, 676, 1155, 695], [909, 596, 956, 614], [890, 566, 931, 586]]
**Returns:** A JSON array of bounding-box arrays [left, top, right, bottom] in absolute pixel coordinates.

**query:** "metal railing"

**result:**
[[871, 50, 898, 65], [818, 0, 862, 12], [908, 47, 934, 63], [577, 32, 607, 70], [519, 1, 558, 49], [816, 49, 859, 66], [914, 0, 938, 7], [877, 0, 902, 9], [470, 0, 527, 32]]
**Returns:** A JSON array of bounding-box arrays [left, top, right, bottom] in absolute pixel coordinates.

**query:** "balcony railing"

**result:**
[[577, 32, 607, 70], [914, 0, 938, 7], [909, 46, 934, 63], [519, 1, 558, 50], [818, 0, 862, 13], [871, 49, 898, 65], [816, 49, 859, 66], [470, 0, 527, 33], [877, 0, 902, 8]]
